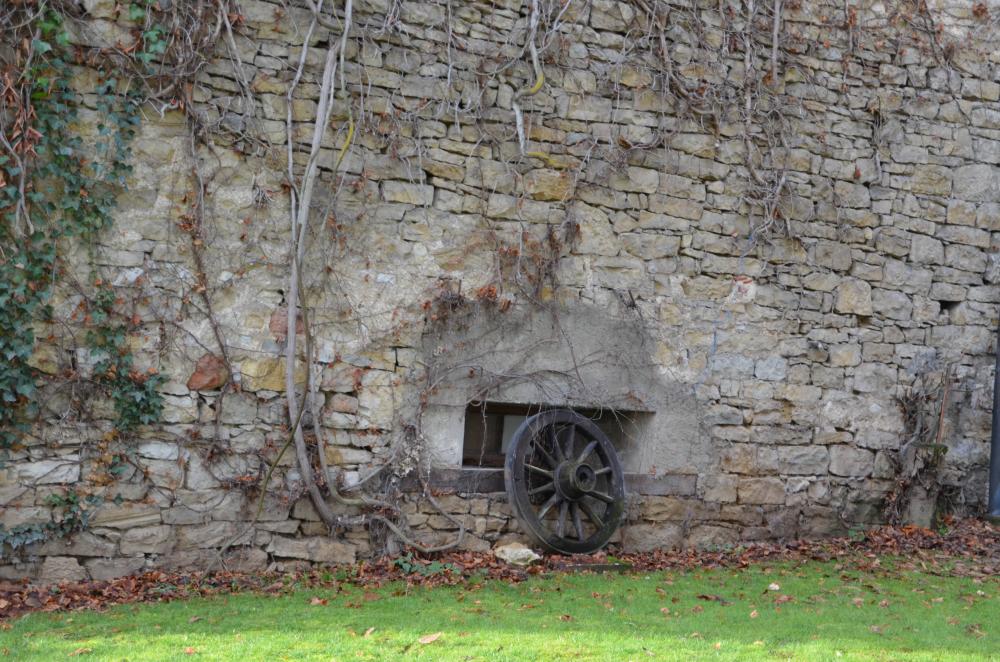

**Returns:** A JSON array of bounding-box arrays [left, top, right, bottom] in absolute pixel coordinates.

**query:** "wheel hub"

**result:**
[[556, 462, 597, 499]]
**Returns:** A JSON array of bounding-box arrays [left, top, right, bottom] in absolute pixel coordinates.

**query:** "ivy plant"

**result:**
[[0, 10, 159, 449]]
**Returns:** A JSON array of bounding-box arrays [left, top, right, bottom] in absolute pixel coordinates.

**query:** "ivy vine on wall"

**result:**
[[0, 6, 161, 450]]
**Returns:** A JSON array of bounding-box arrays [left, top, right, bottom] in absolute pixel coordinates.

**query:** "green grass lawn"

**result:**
[[2, 559, 997, 661]]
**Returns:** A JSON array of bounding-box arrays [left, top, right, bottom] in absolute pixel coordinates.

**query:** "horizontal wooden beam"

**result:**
[[403, 468, 697, 497]]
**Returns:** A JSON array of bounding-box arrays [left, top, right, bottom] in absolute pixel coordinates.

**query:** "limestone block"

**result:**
[[936, 225, 991, 247], [267, 536, 357, 564], [872, 289, 912, 320], [219, 392, 259, 425], [909, 234, 944, 264], [4, 507, 50, 528], [609, 167, 659, 194], [737, 477, 785, 504], [90, 503, 162, 529], [828, 445, 874, 477], [834, 181, 871, 208], [39, 532, 117, 557], [910, 165, 952, 196], [700, 474, 738, 503], [828, 344, 862, 367], [953, 164, 997, 202], [757, 446, 829, 475], [721, 444, 756, 474], [754, 357, 788, 381], [120, 525, 174, 555], [621, 233, 680, 259], [241, 358, 305, 392], [176, 521, 246, 549], [524, 169, 573, 201], [137, 441, 180, 461], [324, 445, 373, 465], [40, 556, 87, 584], [687, 524, 739, 548], [383, 182, 433, 206], [18, 460, 80, 485], [143, 458, 184, 489], [84, 557, 147, 581], [834, 279, 873, 315], [620, 523, 683, 552]]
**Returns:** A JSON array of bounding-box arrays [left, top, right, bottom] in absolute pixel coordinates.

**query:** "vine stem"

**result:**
[[512, 0, 542, 158]]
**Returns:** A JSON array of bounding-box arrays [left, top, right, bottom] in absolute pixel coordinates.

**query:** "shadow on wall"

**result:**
[[419, 300, 709, 475]]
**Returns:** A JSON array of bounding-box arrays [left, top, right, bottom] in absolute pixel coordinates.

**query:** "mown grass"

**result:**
[[2, 558, 997, 661]]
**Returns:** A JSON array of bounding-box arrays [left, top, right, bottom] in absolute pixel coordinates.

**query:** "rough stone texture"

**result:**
[[39, 557, 87, 584], [4, 0, 999, 583], [267, 537, 357, 564]]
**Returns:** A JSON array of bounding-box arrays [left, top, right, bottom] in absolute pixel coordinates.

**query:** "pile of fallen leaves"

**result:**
[[1, 518, 996, 621]]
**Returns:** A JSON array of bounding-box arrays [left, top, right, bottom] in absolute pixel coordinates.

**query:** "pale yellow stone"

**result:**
[[241, 358, 305, 392]]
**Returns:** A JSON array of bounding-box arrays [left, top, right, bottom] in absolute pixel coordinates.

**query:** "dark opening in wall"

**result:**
[[940, 300, 961, 315], [462, 402, 649, 468]]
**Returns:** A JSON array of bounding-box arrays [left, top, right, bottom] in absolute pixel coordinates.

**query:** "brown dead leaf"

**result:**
[[188, 616, 202, 623], [364, 627, 375, 638], [750, 609, 759, 618], [878, 599, 890, 608], [183, 647, 197, 655], [691, 605, 704, 613], [559, 614, 573, 621], [774, 594, 793, 604], [660, 607, 670, 616], [852, 598, 864, 608], [68, 648, 92, 657], [309, 597, 328, 606], [418, 632, 443, 645]]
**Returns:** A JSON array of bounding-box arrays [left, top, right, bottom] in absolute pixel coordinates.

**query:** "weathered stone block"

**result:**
[[620, 523, 683, 552], [120, 525, 174, 555], [757, 446, 829, 475], [18, 460, 80, 485], [39, 556, 87, 584], [90, 503, 161, 529], [828, 445, 874, 477], [737, 478, 785, 505], [834, 279, 873, 316], [909, 234, 944, 264], [267, 536, 356, 564], [84, 557, 147, 581]]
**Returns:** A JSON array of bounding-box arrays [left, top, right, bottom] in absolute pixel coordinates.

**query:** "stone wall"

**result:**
[[2, 0, 1000, 581]]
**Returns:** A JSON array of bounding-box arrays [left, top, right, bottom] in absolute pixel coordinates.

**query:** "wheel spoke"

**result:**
[[571, 502, 585, 540], [536, 492, 560, 520], [587, 490, 615, 504], [556, 501, 568, 538], [531, 437, 558, 468], [577, 439, 598, 463], [548, 426, 566, 461], [579, 498, 605, 529], [526, 463, 553, 478], [564, 424, 575, 459], [527, 481, 554, 496], [594, 466, 612, 476]]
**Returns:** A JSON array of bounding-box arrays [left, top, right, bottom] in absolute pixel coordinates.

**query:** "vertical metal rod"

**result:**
[[990, 310, 1000, 519]]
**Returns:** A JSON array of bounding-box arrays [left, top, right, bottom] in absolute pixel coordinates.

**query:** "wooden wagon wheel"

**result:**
[[504, 409, 626, 554]]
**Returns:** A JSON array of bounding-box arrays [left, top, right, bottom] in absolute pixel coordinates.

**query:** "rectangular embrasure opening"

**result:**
[[462, 402, 649, 468]]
